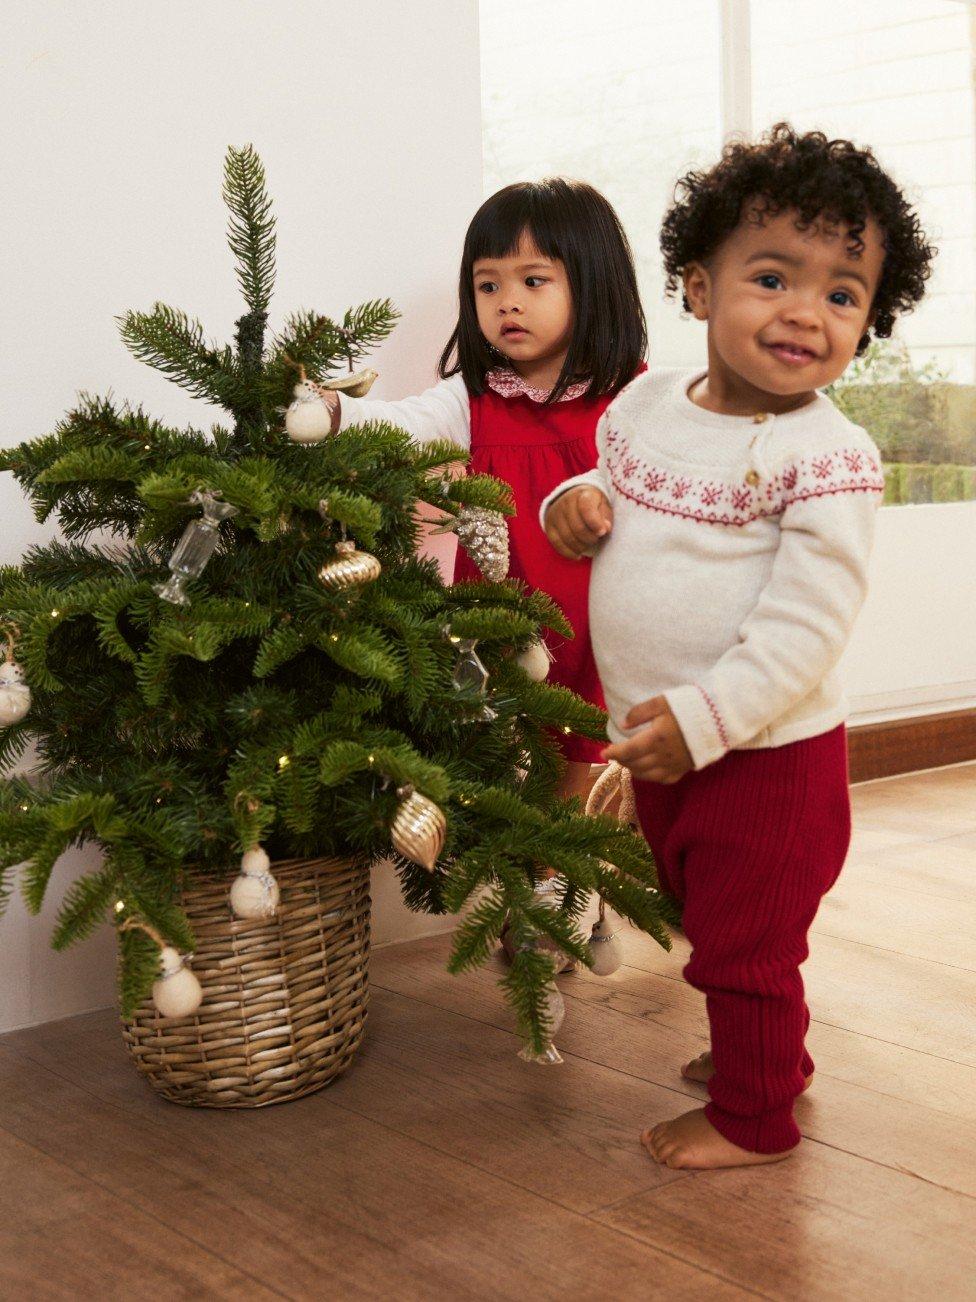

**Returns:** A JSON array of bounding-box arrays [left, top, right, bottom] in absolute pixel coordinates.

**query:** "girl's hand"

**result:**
[[601, 695, 693, 784], [544, 487, 613, 559]]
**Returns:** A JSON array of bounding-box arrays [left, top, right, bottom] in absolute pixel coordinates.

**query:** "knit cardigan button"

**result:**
[[752, 412, 770, 424], [745, 470, 761, 486]]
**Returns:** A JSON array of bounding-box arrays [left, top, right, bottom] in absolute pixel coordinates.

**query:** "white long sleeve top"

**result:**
[[539, 366, 885, 770], [336, 373, 471, 447]]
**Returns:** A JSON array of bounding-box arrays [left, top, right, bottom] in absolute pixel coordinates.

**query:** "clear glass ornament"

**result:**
[[154, 490, 238, 606], [448, 633, 497, 722]]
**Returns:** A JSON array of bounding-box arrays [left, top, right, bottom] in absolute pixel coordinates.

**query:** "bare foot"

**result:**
[[681, 1049, 813, 1093], [640, 1107, 793, 1170]]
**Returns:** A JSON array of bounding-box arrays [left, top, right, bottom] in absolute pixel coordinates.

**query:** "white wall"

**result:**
[[0, 1, 481, 1032], [844, 502, 976, 722]]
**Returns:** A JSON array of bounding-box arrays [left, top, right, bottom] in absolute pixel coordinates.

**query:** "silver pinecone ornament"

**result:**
[[446, 506, 510, 581]]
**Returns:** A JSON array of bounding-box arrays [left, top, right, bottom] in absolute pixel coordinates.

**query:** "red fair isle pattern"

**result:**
[[605, 426, 884, 527], [696, 685, 730, 750]]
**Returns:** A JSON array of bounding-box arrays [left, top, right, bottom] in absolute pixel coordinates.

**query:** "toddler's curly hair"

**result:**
[[660, 122, 935, 354]]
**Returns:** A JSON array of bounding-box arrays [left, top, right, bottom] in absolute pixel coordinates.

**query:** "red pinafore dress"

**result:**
[[452, 370, 640, 763]]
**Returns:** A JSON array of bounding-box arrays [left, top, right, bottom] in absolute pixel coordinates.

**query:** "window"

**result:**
[[481, 0, 976, 504]]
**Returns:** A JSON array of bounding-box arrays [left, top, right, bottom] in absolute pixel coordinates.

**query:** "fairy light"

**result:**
[[114, 899, 126, 913], [562, 726, 572, 734], [278, 754, 291, 769], [50, 609, 60, 618]]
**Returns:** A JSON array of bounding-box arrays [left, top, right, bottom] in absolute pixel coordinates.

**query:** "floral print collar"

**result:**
[[486, 367, 590, 403]]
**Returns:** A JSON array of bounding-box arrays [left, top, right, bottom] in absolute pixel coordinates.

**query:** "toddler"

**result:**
[[319, 178, 646, 807], [542, 124, 934, 1168]]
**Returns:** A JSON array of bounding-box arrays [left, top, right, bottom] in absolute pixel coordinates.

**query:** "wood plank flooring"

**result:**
[[1, 762, 974, 1300]]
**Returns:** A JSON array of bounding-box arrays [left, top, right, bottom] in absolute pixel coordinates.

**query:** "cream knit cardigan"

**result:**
[[539, 367, 885, 770]]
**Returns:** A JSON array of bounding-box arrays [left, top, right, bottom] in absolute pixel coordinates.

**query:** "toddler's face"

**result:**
[[685, 203, 886, 398], [472, 233, 574, 370]]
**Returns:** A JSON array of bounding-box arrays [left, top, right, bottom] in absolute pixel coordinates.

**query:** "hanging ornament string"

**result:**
[[0, 622, 31, 728]]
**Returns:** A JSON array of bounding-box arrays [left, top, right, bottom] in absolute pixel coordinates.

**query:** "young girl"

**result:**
[[320, 177, 647, 806], [542, 124, 934, 1168]]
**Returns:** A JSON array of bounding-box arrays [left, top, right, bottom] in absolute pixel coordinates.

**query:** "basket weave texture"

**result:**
[[121, 854, 370, 1108]]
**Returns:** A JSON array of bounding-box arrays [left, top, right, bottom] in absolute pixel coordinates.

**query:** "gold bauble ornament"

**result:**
[[391, 784, 446, 872], [318, 539, 382, 590]]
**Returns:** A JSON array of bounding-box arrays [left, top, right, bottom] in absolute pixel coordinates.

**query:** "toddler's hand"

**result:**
[[601, 695, 693, 784], [544, 487, 613, 559]]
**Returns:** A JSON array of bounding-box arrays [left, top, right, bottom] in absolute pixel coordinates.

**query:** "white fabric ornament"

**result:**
[[587, 914, 623, 976], [152, 946, 203, 1018], [516, 639, 551, 682], [229, 846, 280, 920], [285, 380, 335, 444], [0, 658, 31, 727]]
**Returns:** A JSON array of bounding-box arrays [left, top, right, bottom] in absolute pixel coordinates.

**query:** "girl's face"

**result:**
[[683, 204, 886, 406], [472, 233, 574, 375]]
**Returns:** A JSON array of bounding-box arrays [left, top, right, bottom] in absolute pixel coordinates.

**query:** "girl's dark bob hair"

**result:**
[[438, 177, 647, 403]]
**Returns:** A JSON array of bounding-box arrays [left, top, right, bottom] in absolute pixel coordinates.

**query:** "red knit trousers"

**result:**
[[632, 724, 851, 1154]]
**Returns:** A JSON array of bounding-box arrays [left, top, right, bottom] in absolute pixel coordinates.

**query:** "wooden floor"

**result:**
[[1, 763, 975, 1301]]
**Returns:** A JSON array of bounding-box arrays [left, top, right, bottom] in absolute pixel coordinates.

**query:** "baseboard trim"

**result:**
[[847, 707, 976, 783]]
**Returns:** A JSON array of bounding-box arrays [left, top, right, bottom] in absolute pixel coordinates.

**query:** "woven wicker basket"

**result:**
[[121, 854, 370, 1108]]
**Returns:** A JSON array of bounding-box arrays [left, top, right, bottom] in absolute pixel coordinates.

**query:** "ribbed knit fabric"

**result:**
[[633, 724, 851, 1153]]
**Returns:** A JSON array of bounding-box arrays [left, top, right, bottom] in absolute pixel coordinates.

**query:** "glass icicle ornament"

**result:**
[[229, 845, 280, 920], [153, 946, 204, 1018], [0, 628, 31, 727], [444, 627, 497, 722], [518, 976, 566, 1065], [433, 505, 509, 581], [154, 489, 238, 607], [391, 784, 446, 872]]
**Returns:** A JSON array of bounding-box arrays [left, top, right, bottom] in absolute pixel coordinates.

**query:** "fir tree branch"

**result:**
[[223, 144, 276, 315]]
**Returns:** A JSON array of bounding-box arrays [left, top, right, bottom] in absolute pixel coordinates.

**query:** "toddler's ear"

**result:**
[[683, 262, 710, 321]]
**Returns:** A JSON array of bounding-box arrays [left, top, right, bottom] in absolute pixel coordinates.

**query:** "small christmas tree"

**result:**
[[0, 146, 667, 1057]]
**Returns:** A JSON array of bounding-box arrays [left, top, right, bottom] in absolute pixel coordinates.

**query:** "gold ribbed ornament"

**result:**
[[390, 784, 446, 873], [318, 539, 382, 590]]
